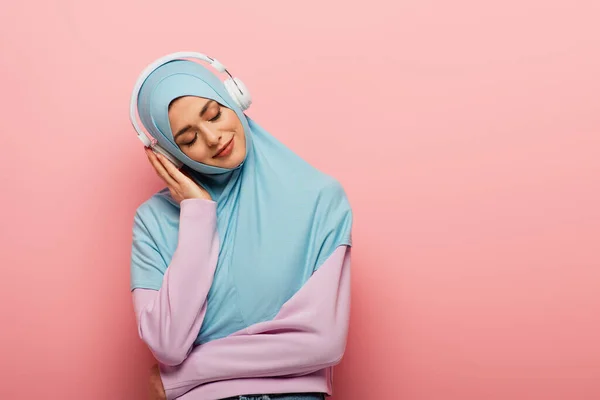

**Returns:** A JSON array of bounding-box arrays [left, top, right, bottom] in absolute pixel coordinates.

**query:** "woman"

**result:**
[[129, 55, 353, 400]]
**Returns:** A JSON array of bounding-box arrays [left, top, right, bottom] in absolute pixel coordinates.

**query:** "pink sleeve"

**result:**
[[159, 245, 351, 400], [132, 198, 219, 366]]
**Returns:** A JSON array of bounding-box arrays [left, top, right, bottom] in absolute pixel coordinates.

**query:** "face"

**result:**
[[168, 95, 246, 168]]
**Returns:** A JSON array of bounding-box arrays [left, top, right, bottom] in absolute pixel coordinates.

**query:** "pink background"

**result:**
[[1, 0, 599, 399]]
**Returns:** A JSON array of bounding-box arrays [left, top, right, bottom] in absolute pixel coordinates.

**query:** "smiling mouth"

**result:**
[[213, 137, 234, 158]]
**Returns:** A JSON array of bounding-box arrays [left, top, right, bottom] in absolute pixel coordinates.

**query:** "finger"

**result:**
[[179, 167, 195, 181], [146, 149, 178, 187], [155, 152, 188, 185]]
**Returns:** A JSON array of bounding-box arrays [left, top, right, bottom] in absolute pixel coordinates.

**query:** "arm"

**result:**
[[132, 198, 219, 366], [159, 245, 351, 399]]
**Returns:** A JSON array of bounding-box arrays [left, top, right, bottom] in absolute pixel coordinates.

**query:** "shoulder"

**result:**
[[313, 175, 353, 234], [315, 175, 351, 210], [134, 188, 178, 219], [132, 188, 180, 235]]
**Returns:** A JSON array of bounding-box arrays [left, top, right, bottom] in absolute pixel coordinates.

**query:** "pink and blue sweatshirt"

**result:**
[[131, 198, 351, 400]]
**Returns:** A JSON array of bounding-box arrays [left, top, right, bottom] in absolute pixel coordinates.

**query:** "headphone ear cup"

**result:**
[[224, 77, 252, 111]]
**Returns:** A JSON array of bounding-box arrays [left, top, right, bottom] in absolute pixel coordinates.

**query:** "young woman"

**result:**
[[129, 54, 353, 400]]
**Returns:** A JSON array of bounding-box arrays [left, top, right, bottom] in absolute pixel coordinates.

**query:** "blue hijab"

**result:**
[[131, 60, 352, 344]]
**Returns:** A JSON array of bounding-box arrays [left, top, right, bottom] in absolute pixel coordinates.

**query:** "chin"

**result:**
[[207, 154, 241, 169], [222, 157, 244, 169]]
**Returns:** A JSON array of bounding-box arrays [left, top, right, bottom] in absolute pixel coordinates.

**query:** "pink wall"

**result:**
[[1, 0, 599, 399]]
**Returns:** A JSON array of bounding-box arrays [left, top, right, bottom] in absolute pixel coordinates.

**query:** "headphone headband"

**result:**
[[129, 51, 245, 147]]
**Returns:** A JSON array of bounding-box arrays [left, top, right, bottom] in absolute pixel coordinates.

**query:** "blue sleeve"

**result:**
[[130, 209, 167, 291], [313, 179, 353, 272]]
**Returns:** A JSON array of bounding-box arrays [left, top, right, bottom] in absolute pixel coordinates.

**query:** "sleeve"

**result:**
[[158, 244, 351, 400], [130, 198, 220, 366]]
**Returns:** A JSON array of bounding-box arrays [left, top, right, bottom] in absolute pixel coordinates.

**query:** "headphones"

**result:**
[[129, 51, 252, 168]]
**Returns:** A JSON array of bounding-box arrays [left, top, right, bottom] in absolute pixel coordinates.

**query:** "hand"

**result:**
[[148, 364, 166, 400], [145, 148, 212, 203]]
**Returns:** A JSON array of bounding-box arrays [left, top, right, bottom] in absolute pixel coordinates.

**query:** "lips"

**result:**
[[213, 137, 234, 158]]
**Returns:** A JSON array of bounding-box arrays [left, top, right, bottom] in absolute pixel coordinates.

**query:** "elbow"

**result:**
[[316, 331, 347, 366], [150, 347, 188, 366], [138, 326, 190, 366], [326, 339, 347, 365]]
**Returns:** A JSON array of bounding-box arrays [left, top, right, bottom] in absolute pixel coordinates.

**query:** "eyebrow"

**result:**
[[173, 100, 215, 139]]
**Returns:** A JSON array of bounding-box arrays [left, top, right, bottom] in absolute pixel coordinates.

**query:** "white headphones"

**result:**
[[129, 51, 252, 168]]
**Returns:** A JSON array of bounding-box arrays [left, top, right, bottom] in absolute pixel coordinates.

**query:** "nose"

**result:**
[[199, 124, 221, 146]]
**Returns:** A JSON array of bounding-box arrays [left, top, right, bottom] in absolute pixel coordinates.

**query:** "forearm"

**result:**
[[133, 199, 220, 366], [160, 246, 351, 399]]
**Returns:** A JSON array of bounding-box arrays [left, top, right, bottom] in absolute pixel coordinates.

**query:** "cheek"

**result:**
[[224, 111, 243, 131], [182, 145, 211, 162], [236, 131, 247, 157], [234, 120, 246, 141]]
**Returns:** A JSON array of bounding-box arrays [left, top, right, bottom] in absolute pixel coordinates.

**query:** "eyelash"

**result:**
[[210, 110, 222, 122], [183, 110, 222, 147], [185, 133, 198, 147]]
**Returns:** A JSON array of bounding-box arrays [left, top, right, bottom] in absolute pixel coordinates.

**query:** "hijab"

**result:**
[[132, 59, 352, 344]]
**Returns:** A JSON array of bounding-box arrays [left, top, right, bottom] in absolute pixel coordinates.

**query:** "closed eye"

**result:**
[[209, 110, 222, 122], [183, 132, 198, 147]]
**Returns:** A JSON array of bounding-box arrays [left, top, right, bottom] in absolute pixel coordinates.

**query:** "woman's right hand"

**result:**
[[148, 364, 166, 400], [146, 148, 212, 203]]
